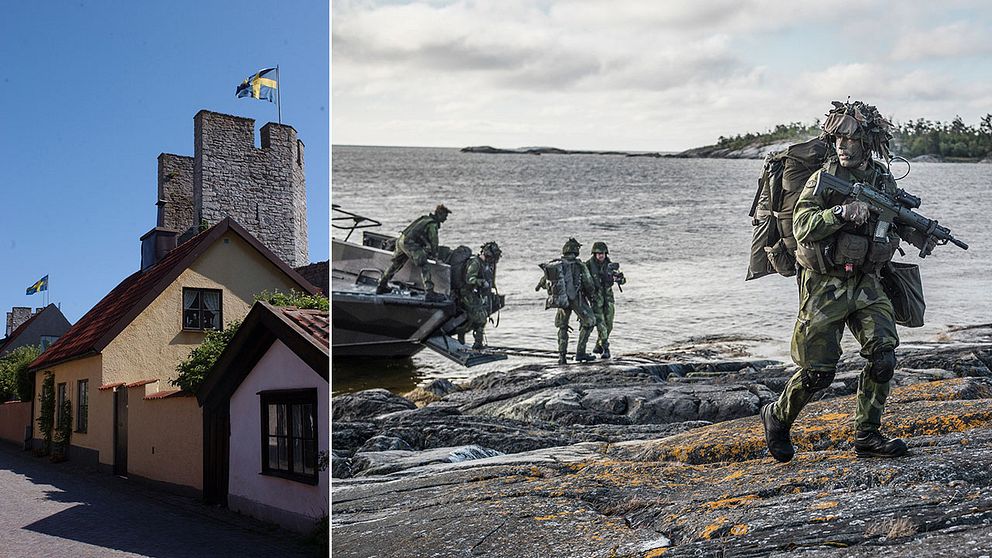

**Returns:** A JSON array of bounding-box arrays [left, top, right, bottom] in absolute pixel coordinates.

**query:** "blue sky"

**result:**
[[333, 0, 992, 151], [1, 1, 328, 323]]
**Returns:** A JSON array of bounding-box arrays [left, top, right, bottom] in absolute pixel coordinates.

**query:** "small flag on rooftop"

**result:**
[[26, 275, 48, 295], [236, 67, 278, 103]]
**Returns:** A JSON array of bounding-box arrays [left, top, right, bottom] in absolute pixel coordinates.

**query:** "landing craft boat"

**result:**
[[331, 205, 506, 366]]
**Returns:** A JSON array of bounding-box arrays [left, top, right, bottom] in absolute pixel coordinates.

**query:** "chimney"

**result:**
[[140, 228, 179, 271], [5, 307, 34, 336]]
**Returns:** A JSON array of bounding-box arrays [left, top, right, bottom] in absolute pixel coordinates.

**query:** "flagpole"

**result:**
[[276, 65, 282, 125]]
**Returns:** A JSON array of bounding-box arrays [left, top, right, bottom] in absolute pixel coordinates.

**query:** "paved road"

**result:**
[[0, 442, 318, 558]]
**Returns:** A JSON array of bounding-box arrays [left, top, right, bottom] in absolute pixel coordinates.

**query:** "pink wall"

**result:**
[[0, 401, 32, 445], [229, 340, 328, 529]]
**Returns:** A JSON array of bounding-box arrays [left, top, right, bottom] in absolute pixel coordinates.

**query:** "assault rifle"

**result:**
[[814, 172, 968, 257], [606, 262, 625, 292]]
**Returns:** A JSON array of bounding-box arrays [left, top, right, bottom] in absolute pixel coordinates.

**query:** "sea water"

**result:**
[[332, 146, 991, 394]]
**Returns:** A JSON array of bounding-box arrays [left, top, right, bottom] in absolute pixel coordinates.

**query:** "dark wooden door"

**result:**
[[203, 405, 230, 505], [113, 387, 128, 476]]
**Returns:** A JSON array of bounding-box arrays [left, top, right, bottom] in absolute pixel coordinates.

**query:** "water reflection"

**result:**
[[331, 356, 426, 396]]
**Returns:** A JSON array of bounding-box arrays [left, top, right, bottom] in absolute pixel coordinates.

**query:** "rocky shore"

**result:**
[[461, 145, 663, 157], [332, 324, 992, 557]]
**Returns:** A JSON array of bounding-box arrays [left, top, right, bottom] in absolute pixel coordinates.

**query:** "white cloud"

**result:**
[[332, 1, 992, 150], [890, 21, 992, 61]]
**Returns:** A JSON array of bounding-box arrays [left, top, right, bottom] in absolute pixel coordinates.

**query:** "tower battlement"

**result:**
[[153, 110, 308, 268]]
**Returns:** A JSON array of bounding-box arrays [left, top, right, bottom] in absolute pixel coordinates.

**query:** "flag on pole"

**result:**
[[236, 68, 278, 102], [26, 275, 48, 295]]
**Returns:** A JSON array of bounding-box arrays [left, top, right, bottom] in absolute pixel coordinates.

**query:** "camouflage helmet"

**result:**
[[821, 99, 893, 162], [433, 204, 451, 221], [591, 241, 608, 254], [562, 237, 582, 256], [481, 241, 501, 261]]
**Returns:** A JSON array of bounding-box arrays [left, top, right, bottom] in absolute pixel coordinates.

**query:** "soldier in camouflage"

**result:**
[[455, 241, 501, 350], [376, 204, 451, 302], [586, 242, 626, 359], [761, 100, 938, 462], [536, 238, 598, 364]]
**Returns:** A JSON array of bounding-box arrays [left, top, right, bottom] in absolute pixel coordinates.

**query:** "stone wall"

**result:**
[[5, 307, 35, 336], [156, 154, 194, 233], [191, 110, 308, 267]]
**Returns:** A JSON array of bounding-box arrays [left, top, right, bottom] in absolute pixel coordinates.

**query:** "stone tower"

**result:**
[[152, 110, 308, 268]]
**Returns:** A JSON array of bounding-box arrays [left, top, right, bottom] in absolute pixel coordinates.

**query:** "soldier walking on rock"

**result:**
[[586, 242, 626, 359], [761, 100, 940, 463], [455, 241, 501, 350], [536, 238, 598, 364], [376, 204, 451, 302]]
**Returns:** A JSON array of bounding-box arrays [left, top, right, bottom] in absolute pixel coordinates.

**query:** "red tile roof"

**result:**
[[126, 378, 159, 388], [98, 382, 126, 391], [30, 218, 318, 371], [279, 307, 329, 350]]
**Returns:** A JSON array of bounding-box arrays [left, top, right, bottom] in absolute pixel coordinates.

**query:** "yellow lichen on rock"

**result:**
[[729, 524, 749, 536], [705, 494, 759, 510]]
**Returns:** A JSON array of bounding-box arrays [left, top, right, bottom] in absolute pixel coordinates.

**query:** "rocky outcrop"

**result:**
[[332, 326, 992, 557]]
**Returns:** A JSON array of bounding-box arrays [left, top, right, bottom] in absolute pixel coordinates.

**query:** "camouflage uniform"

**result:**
[[455, 243, 500, 349], [771, 160, 902, 433], [377, 205, 450, 295], [538, 239, 598, 362], [586, 242, 626, 358]]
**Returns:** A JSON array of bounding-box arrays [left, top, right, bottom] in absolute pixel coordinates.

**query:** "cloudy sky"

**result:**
[[332, 0, 992, 151]]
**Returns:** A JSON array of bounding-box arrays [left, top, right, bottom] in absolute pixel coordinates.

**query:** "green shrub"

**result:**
[[0, 345, 41, 402], [171, 321, 242, 393], [36, 372, 55, 455], [255, 289, 329, 311]]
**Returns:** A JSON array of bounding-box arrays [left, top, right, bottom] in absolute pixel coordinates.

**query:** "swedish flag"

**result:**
[[26, 275, 48, 295], [236, 67, 278, 102]]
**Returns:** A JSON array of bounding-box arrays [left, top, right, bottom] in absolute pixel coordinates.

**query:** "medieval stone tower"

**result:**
[[153, 110, 308, 267]]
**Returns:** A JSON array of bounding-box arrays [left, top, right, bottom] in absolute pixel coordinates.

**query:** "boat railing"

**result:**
[[332, 204, 382, 242]]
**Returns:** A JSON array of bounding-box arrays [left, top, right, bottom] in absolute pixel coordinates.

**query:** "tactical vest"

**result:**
[[793, 161, 901, 277], [463, 255, 495, 293], [586, 256, 614, 296], [400, 215, 439, 247]]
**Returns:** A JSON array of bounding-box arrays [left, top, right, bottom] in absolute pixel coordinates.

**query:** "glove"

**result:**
[[535, 283, 542, 292], [836, 201, 870, 226]]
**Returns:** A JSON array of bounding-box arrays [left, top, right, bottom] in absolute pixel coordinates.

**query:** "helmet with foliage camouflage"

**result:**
[[821, 99, 893, 162], [562, 237, 582, 256], [433, 204, 451, 222], [481, 241, 501, 261], [591, 241, 608, 254]]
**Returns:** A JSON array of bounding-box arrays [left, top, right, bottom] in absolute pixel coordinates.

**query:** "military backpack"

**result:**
[[539, 259, 572, 309], [746, 137, 829, 281], [444, 245, 474, 291]]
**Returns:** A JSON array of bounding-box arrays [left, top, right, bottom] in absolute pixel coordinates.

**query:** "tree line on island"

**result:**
[[716, 114, 992, 161]]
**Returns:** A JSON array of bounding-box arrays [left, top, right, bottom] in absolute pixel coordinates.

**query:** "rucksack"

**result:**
[[446, 245, 474, 291], [538, 259, 571, 309], [746, 138, 829, 281]]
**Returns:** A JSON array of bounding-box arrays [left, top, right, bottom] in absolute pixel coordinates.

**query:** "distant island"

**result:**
[[463, 114, 992, 163]]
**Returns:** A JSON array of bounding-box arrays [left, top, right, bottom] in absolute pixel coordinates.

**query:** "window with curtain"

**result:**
[[260, 389, 318, 484], [182, 288, 223, 330]]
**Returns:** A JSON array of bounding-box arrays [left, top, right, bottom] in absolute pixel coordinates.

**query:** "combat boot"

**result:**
[[457, 333, 466, 345], [600, 342, 611, 360], [761, 403, 794, 463], [558, 353, 568, 365], [592, 344, 603, 354], [472, 331, 484, 351], [575, 353, 595, 363], [854, 430, 908, 458], [375, 282, 392, 295]]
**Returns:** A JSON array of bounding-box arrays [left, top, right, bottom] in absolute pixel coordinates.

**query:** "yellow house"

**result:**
[[29, 218, 317, 493]]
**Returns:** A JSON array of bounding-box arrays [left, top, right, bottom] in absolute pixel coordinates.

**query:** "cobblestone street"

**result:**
[[0, 442, 317, 557]]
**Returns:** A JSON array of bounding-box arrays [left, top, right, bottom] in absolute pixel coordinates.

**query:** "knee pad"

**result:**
[[801, 368, 836, 392], [867, 349, 896, 383]]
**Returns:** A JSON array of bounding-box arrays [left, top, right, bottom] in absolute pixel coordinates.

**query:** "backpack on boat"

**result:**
[[746, 138, 830, 280]]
